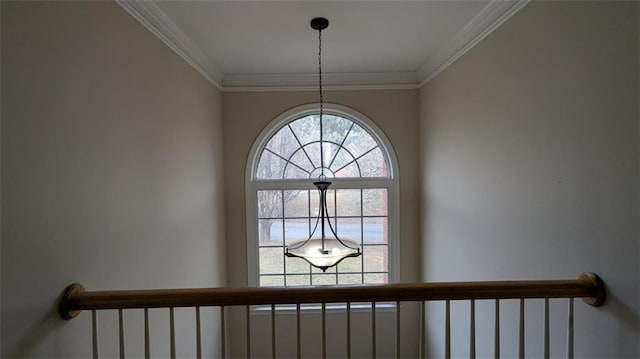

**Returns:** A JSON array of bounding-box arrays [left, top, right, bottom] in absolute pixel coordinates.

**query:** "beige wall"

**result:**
[[222, 89, 420, 286], [419, 1, 639, 357], [1, 1, 226, 357]]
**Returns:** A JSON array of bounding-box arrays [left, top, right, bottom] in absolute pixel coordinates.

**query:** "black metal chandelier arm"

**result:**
[[322, 194, 360, 250], [286, 214, 322, 251]]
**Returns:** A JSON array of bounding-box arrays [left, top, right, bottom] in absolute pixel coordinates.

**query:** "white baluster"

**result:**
[[518, 299, 525, 359], [396, 301, 401, 359], [246, 305, 252, 359], [195, 307, 202, 359], [220, 306, 226, 359], [170, 307, 176, 359], [118, 309, 125, 359], [92, 310, 99, 359], [445, 300, 450, 359], [322, 302, 327, 359], [144, 309, 150, 359], [347, 302, 352, 359], [543, 299, 549, 359], [494, 300, 500, 359], [296, 303, 302, 359], [470, 300, 476, 359], [420, 301, 426, 359], [566, 298, 574, 359], [372, 301, 377, 359], [271, 304, 277, 359]]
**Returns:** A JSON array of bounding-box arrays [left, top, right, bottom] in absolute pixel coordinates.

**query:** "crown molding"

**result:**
[[418, 0, 530, 86], [221, 72, 419, 90], [115, 0, 224, 89], [117, 0, 528, 91], [222, 83, 421, 93]]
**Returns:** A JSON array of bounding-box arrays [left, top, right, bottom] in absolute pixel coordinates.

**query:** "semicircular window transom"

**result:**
[[256, 114, 389, 180]]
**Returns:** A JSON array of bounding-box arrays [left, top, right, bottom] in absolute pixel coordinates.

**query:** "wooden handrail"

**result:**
[[59, 272, 605, 320]]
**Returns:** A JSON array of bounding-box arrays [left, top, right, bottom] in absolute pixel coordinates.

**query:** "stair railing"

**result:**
[[59, 272, 605, 359]]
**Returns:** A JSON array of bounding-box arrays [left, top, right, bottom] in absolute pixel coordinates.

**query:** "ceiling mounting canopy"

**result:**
[[310, 17, 329, 31]]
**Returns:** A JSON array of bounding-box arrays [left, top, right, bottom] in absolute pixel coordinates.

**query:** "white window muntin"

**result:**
[[246, 103, 400, 286]]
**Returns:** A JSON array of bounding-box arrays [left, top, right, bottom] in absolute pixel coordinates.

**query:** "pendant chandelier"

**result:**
[[284, 17, 362, 272]]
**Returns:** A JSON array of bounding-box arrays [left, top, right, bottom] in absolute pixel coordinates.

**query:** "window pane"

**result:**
[[337, 254, 362, 273], [362, 189, 387, 216], [304, 143, 322, 173], [259, 247, 284, 274], [286, 256, 311, 274], [284, 165, 311, 179], [358, 147, 387, 177], [363, 217, 387, 244], [312, 274, 337, 285], [284, 190, 309, 218], [260, 275, 284, 287], [321, 143, 341, 171], [343, 124, 378, 158], [288, 115, 319, 146], [284, 219, 309, 245], [338, 274, 362, 285], [258, 219, 282, 245], [334, 162, 360, 178], [286, 275, 311, 286], [322, 115, 352, 144], [324, 189, 336, 218], [363, 273, 387, 284], [336, 189, 361, 217], [309, 190, 319, 217], [257, 190, 282, 218], [265, 126, 300, 160], [363, 245, 387, 272], [336, 217, 362, 242], [256, 151, 287, 179], [288, 150, 315, 172], [329, 148, 357, 173]]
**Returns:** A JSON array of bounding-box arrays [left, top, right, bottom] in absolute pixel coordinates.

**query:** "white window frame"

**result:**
[[245, 103, 400, 286]]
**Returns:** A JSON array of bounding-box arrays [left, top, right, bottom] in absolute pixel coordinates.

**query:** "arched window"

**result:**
[[246, 104, 399, 286]]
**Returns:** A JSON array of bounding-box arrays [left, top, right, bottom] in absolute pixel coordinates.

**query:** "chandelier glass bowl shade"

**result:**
[[284, 17, 362, 271]]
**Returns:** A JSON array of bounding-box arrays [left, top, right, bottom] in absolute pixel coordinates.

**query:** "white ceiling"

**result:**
[[117, 0, 529, 89]]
